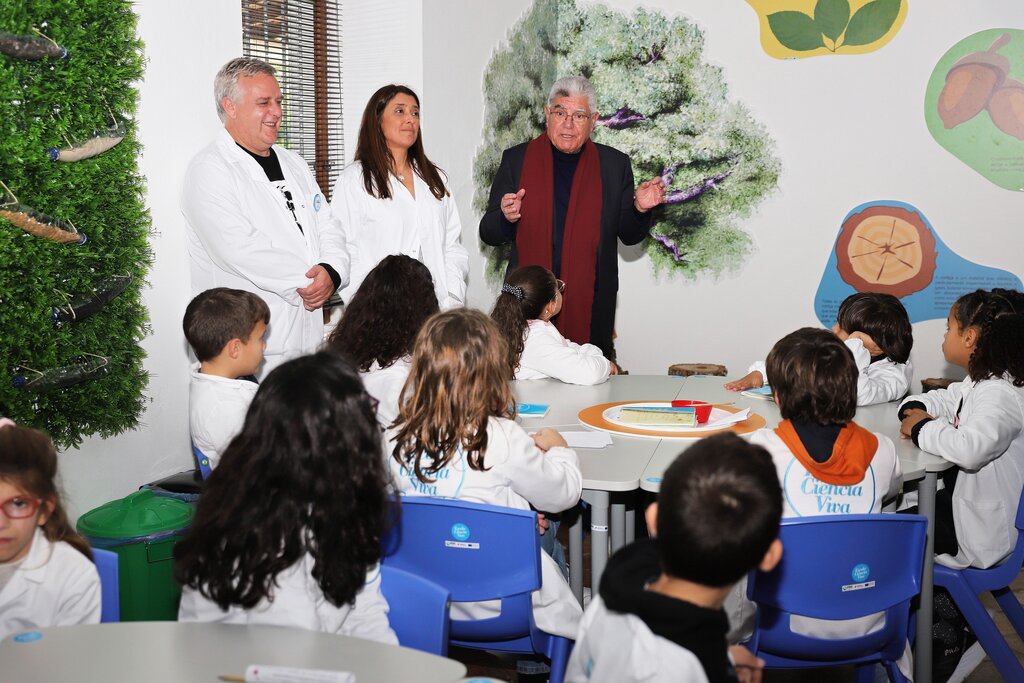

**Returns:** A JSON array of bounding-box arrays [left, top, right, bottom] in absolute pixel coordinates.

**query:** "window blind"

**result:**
[[242, 0, 344, 200]]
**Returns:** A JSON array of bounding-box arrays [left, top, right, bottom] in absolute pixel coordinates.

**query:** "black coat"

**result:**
[[479, 141, 653, 359]]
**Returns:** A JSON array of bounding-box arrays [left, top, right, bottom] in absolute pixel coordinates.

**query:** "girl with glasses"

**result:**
[[492, 265, 618, 385], [0, 420, 100, 638]]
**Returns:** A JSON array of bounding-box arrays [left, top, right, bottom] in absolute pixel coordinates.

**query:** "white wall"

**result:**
[[58, 0, 242, 521], [425, 0, 1024, 383]]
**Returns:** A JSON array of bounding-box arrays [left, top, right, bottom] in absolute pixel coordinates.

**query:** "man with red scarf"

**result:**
[[479, 76, 665, 361]]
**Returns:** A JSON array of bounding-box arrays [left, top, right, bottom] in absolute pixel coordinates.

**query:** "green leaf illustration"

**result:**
[[843, 0, 901, 46], [815, 0, 851, 42], [767, 11, 826, 51]]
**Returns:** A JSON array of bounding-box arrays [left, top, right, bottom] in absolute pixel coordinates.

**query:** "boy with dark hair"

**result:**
[[729, 327, 909, 675], [184, 287, 270, 469], [566, 433, 784, 683], [752, 327, 902, 519]]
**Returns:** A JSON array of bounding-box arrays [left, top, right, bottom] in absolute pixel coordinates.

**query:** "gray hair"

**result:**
[[548, 76, 596, 111], [214, 57, 277, 122]]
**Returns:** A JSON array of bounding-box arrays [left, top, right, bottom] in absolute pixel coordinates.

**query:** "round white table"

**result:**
[[0, 622, 467, 683]]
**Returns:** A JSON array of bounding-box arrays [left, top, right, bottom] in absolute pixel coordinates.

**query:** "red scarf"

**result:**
[[774, 419, 879, 486], [516, 134, 602, 345]]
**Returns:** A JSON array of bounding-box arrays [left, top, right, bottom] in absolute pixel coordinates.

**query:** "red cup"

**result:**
[[672, 400, 712, 423]]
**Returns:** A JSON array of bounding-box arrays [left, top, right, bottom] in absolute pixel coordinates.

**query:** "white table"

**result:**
[[639, 376, 953, 683], [0, 622, 467, 683], [513, 375, 687, 600]]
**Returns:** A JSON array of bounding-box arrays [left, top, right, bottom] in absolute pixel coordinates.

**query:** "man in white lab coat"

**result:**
[[182, 57, 348, 377]]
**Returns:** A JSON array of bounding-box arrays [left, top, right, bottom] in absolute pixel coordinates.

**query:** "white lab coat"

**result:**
[[331, 162, 469, 309], [0, 529, 101, 640], [182, 129, 349, 377], [188, 363, 259, 469], [361, 357, 411, 430], [386, 417, 584, 639], [750, 338, 913, 406], [178, 558, 397, 644], [516, 320, 611, 385], [566, 596, 709, 683], [901, 375, 1024, 569]]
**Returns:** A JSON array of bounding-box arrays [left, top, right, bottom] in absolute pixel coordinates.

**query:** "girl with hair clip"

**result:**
[[388, 308, 584, 640], [491, 265, 617, 384], [331, 84, 469, 310], [900, 288, 1024, 570], [0, 420, 101, 638], [325, 254, 439, 428], [727, 291, 914, 405], [176, 353, 397, 642]]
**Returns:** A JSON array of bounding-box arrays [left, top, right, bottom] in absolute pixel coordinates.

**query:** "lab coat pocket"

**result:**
[[955, 496, 1010, 555]]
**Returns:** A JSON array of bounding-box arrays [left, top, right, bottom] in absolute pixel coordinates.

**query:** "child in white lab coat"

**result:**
[[899, 288, 1024, 568], [727, 292, 913, 405], [491, 265, 616, 385], [325, 254, 439, 429], [388, 308, 584, 640], [175, 353, 397, 643], [0, 420, 101, 639]]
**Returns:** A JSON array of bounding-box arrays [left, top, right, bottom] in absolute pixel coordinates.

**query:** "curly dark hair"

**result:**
[[953, 288, 1024, 387], [174, 351, 395, 610], [326, 255, 439, 372], [490, 266, 558, 377], [836, 292, 913, 364]]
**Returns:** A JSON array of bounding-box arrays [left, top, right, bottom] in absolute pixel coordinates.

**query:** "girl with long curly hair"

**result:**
[[388, 308, 583, 640], [325, 254, 439, 428], [175, 352, 397, 641]]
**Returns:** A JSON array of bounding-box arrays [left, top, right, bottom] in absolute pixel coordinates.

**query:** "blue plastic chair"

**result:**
[[382, 497, 572, 683], [379, 565, 452, 656], [192, 444, 212, 480], [747, 514, 927, 683], [933, 488, 1024, 681], [92, 547, 120, 623]]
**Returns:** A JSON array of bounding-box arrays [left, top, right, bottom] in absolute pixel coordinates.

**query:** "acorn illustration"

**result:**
[[938, 33, 1011, 129], [987, 77, 1024, 140]]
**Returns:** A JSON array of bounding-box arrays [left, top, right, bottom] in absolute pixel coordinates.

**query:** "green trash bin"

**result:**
[[77, 489, 194, 621]]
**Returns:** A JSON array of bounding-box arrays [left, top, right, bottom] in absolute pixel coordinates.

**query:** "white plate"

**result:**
[[602, 402, 751, 433]]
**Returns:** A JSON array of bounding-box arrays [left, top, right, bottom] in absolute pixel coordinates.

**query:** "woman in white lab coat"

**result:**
[[332, 85, 469, 309], [175, 353, 397, 643], [0, 422, 101, 639]]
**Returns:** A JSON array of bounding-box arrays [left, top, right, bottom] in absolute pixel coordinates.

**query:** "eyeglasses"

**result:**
[[556, 279, 566, 293], [548, 109, 592, 125], [1, 496, 42, 520]]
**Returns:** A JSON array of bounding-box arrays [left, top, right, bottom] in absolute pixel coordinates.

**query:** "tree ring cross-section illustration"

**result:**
[[834, 205, 937, 297]]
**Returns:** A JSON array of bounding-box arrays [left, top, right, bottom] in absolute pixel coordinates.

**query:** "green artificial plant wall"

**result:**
[[0, 0, 151, 447]]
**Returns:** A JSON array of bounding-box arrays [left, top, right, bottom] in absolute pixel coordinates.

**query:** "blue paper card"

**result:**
[[517, 403, 550, 417]]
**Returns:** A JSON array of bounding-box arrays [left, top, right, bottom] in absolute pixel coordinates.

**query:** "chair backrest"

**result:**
[[191, 444, 212, 480], [748, 514, 927, 663], [379, 565, 451, 656], [92, 547, 120, 623], [382, 497, 542, 642]]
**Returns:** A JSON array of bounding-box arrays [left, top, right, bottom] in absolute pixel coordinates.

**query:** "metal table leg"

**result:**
[[916, 471, 938, 683], [584, 489, 610, 595], [568, 504, 584, 606], [611, 501, 626, 553], [625, 503, 635, 545]]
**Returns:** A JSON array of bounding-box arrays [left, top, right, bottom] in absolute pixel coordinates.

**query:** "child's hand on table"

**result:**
[[608, 360, 620, 376], [899, 408, 933, 439], [533, 427, 567, 451], [724, 371, 764, 392]]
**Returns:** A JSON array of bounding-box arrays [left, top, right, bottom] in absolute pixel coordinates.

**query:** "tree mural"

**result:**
[[474, 0, 780, 279], [0, 0, 151, 447]]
